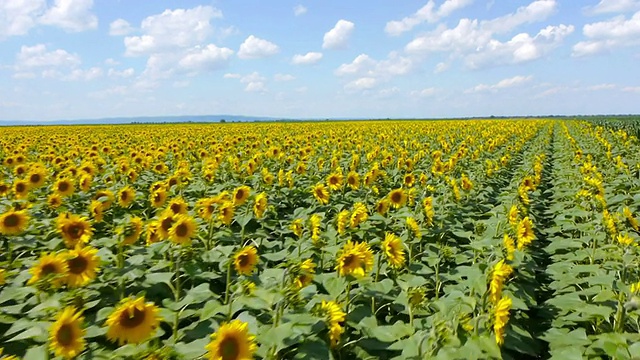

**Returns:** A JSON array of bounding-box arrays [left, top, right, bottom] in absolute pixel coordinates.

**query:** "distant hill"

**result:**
[[0, 114, 285, 126]]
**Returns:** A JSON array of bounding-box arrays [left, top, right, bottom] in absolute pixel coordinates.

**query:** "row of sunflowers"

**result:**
[[0, 119, 638, 359]]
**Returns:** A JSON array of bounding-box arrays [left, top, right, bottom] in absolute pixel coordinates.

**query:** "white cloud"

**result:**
[[335, 54, 375, 76], [588, 0, 640, 14], [12, 72, 37, 79], [573, 11, 640, 56], [108, 68, 135, 78], [292, 52, 323, 65], [465, 75, 533, 93], [323, 19, 355, 49], [335, 52, 414, 77], [15, 44, 81, 69], [274, 73, 295, 81], [104, 58, 119, 66], [223, 73, 241, 79], [237, 35, 279, 59], [586, 83, 616, 90], [623, 86, 640, 92], [410, 87, 437, 97], [178, 44, 234, 72], [434, 62, 450, 73], [0, 0, 46, 38], [294, 5, 307, 16], [39, 0, 98, 32], [64, 67, 102, 81], [124, 6, 222, 56], [344, 77, 377, 92], [384, 0, 474, 36], [482, 0, 557, 34], [245, 82, 267, 92], [109, 18, 133, 36], [240, 72, 267, 92]]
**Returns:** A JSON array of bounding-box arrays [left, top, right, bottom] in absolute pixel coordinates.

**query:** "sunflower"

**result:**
[[13, 179, 30, 199], [0, 209, 29, 235], [290, 219, 303, 238], [335, 241, 374, 278], [93, 190, 114, 210], [388, 188, 407, 209], [88, 200, 104, 223], [406, 217, 421, 238], [326, 172, 343, 191], [27, 252, 68, 287], [54, 178, 75, 197], [167, 197, 188, 215], [27, 167, 47, 188], [375, 199, 390, 216], [336, 210, 349, 235], [253, 192, 268, 219], [169, 215, 197, 245], [205, 319, 257, 360], [318, 300, 346, 347], [121, 217, 144, 245], [489, 260, 513, 304], [145, 222, 162, 245], [503, 234, 516, 261], [196, 197, 217, 221], [117, 186, 136, 208], [508, 205, 519, 226], [516, 217, 535, 250], [234, 246, 259, 275], [78, 175, 92, 192], [218, 201, 234, 226], [403, 173, 415, 188], [57, 213, 93, 248], [150, 189, 168, 208], [63, 246, 100, 288], [232, 186, 251, 207], [493, 296, 512, 346], [382, 233, 405, 269], [48, 193, 63, 209], [49, 307, 86, 359], [106, 297, 161, 345], [0, 268, 6, 286], [157, 210, 176, 240], [349, 202, 368, 228], [310, 214, 322, 245], [346, 171, 360, 190], [0, 182, 9, 197], [294, 259, 316, 289], [312, 183, 330, 205]]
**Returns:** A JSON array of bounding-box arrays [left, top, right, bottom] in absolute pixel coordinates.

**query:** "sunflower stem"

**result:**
[[117, 243, 125, 300], [224, 259, 232, 305], [371, 253, 382, 313], [345, 281, 352, 314]]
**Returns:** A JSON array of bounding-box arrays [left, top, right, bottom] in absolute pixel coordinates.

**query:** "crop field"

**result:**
[[1, 118, 640, 359]]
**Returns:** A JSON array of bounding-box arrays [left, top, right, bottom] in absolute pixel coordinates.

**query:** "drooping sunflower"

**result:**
[[169, 215, 197, 245], [493, 296, 512, 346], [13, 179, 30, 199], [388, 188, 407, 209], [503, 234, 516, 260], [232, 186, 251, 207], [234, 245, 259, 275], [312, 183, 330, 205], [205, 319, 257, 360], [57, 213, 93, 248], [105, 297, 161, 345], [0, 209, 29, 235], [489, 259, 513, 304], [318, 300, 346, 347], [63, 246, 100, 288], [117, 186, 136, 208], [381, 233, 405, 269], [121, 217, 144, 246], [336, 210, 350, 235], [293, 259, 316, 289], [290, 219, 303, 238], [335, 240, 374, 278], [508, 205, 519, 226], [49, 307, 86, 359], [218, 201, 235, 226], [253, 192, 268, 219], [27, 252, 68, 287], [54, 178, 75, 197]]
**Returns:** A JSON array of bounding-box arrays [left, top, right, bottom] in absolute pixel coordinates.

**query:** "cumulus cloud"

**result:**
[[39, 0, 98, 32], [237, 35, 280, 59], [294, 5, 307, 16], [385, 0, 474, 36], [240, 72, 267, 92], [573, 11, 640, 56], [323, 20, 355, 49], [344, 77, 377, 92], [482, 0, 557, 34], [108, 68, 135, 78], [178, 44, 234, 72], [124, 6, 222, 56], [292, 52, 323, 65], [109, 18, 133, 36], [587, 0, 640, 14], [465, 75, 533, 93], [15, 44, 81, 69], [410, 87, 437, 97], [335, 52, 415, 90], [0, 0, 46, 38]]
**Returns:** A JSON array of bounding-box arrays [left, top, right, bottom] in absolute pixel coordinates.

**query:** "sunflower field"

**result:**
[[1, 119, 640, 359]]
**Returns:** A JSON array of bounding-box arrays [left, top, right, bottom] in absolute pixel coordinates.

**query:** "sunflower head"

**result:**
[[253, 192, 268, 219], [13, 179, 30, 199], [167, 197, 189, 215], [233, 186, 251, 206], [312, 183, 330, 205], [121, 217, 144, 246], [168, 215, 197, 245], [382, 233, 406, 268], [27, 168, 47, 188], [118, 186, 136, 207], [27, 252, 68, 287], [54, 178, 75, 197], [106, 297, 161, 345], [346, 171, 360, 189], [0, 209, 29, 236], [388, 188, 407, 208], [64, 246, 100, 288], [49, 307, 86, 359], [205, 320, 257, 360], [335, 240, 374, 278], [146, 222, 162, 245], [57, 213, 93, 248], [218, 201, 235, 226], [234, 245, 259, 275]]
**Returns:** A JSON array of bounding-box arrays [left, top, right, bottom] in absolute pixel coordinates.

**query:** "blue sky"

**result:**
[[1, 0, 639, 121]]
